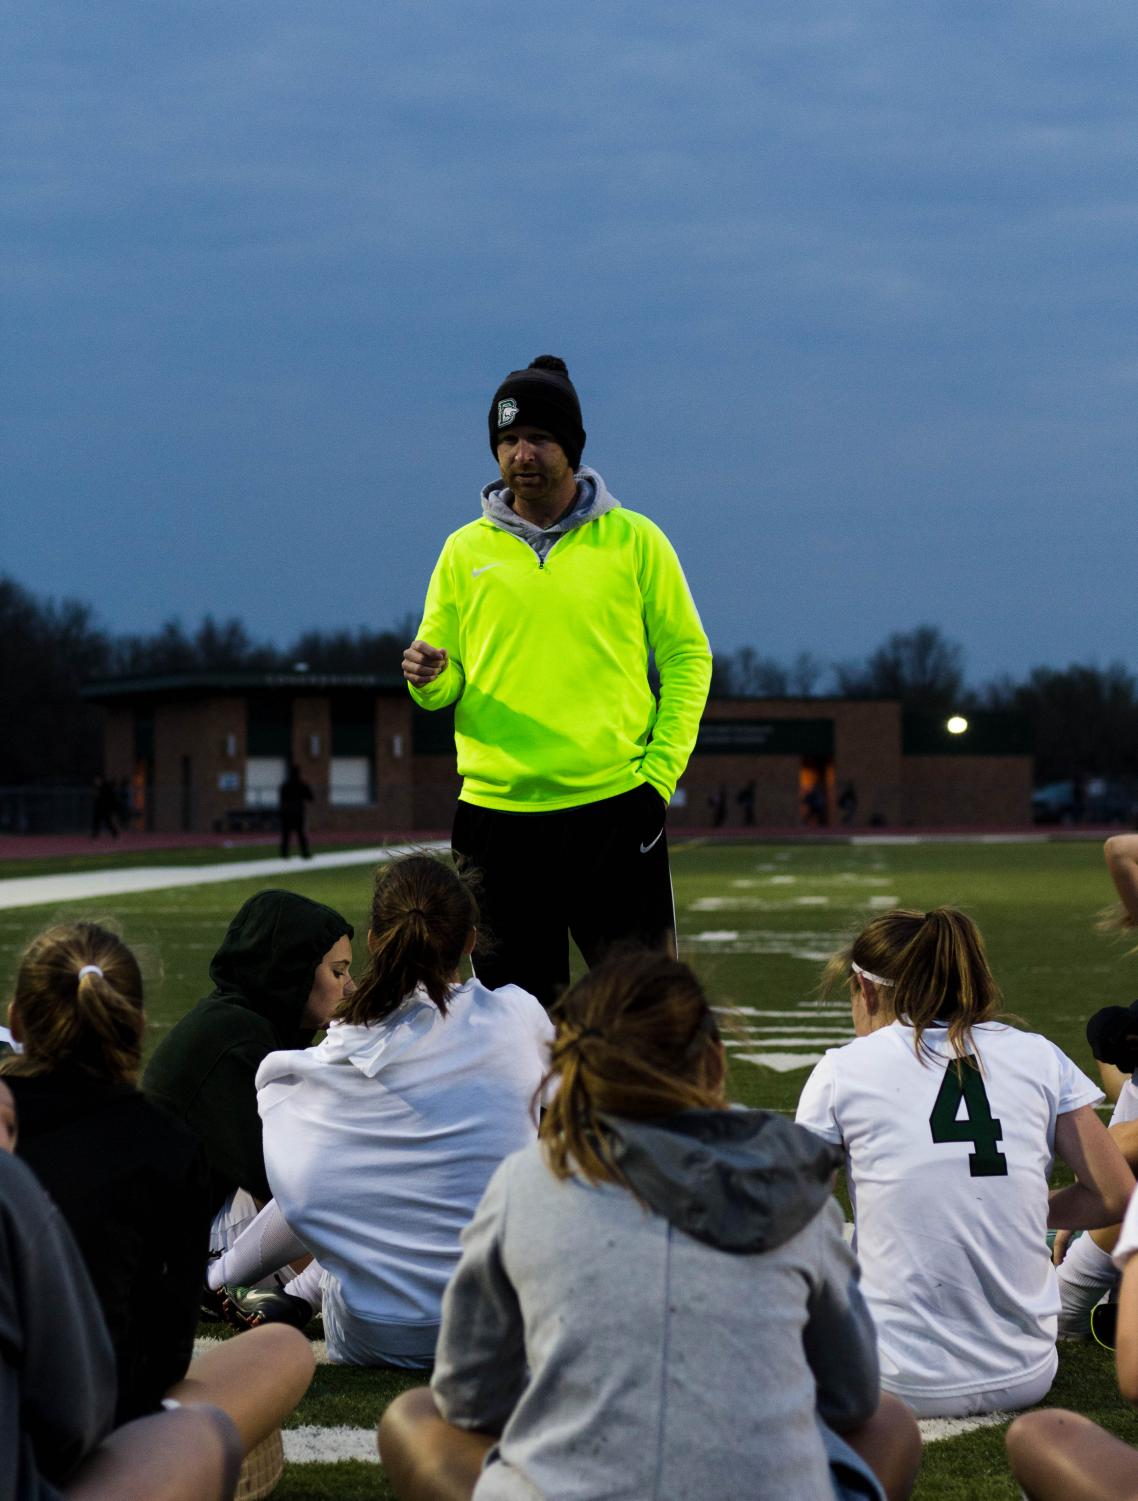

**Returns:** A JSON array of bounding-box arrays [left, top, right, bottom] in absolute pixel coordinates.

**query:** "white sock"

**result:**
[[1057, 1233, 1118, 1337], [284, 1259, 324, 1312], [206, 1197, 308, 1291]]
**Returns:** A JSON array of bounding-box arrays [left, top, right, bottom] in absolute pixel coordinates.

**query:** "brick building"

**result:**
[[84, 671, 1032, 834]]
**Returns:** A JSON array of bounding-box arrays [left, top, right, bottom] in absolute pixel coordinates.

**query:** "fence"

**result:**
[[0, 786, 108, 836]]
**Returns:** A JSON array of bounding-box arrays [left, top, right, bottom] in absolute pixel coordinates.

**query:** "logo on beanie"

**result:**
[[497, 398, 519, 428]]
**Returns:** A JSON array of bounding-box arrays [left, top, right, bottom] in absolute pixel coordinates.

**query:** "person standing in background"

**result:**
[[278, 763, 313, 859]]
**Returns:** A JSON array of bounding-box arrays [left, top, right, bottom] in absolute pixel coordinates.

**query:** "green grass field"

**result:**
[[3, 836, 1136, 1499]]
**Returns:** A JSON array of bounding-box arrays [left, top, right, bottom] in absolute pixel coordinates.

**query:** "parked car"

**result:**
[[1031, 778, 1138, 826]]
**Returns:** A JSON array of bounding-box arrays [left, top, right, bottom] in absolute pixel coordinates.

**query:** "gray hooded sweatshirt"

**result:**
[[1, 1150, 116, 1500], [480, 466, 619, 562], [431, 1109, 879, 1501]]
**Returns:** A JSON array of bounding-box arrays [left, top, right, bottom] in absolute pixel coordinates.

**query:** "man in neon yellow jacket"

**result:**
[[403, 355, 711, 1006]]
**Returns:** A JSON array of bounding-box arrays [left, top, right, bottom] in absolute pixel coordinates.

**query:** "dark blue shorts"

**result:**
[[822, 1422, 887, 1501]]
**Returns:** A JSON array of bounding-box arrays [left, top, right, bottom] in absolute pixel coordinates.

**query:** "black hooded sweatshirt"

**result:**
[[10, 1071, 209, 1426], [143, 889, 353, 1214]]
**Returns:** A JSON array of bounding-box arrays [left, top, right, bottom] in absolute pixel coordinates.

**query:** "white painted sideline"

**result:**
[[851, 833, 1048, 846], [194, 1344, 1007, 1464], [917, 1411, 1010, 1442], [0, 843, 447, 912], [273, 1414, 1005, 1466], [285, 1425, 380, 1464]]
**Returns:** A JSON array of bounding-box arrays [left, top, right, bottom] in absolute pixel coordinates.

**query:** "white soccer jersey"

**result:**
[[1110, 1077, 1138, 1126], [796, 1020, 1101, 1404], [257, 978, 553, 1344], [1112, 1180, 1138, 1269]]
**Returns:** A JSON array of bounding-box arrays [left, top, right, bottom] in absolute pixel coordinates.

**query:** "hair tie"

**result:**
[[560, 1026, 604, 1055], [78, 964, 104, 980], [851, 960, 894, 988]]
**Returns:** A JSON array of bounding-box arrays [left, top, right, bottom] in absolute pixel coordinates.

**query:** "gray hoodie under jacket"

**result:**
[[1, 1149, 116, 1500], [431, 1109, 879, 1501]]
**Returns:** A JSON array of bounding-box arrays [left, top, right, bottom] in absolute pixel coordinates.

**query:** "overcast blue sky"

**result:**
[[4, 1, 1136, 685]]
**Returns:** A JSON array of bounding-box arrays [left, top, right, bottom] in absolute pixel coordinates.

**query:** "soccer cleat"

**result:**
[[220, 1283, 313, 1332], [200, 1281, 227, 1323], [200, 1252, 226, 1323], [1090, 1301, 1118, 1352]]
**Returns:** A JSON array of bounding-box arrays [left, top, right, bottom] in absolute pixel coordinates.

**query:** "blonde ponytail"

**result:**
[[540, 952, 725, 1189], [4, 922, 144, 1084]]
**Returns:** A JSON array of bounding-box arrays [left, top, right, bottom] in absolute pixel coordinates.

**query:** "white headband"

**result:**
[[78, 964, 104, 980], [851, 960, 894, 988]]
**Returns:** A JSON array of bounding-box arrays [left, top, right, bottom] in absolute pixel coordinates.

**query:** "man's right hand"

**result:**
[[402, 639, 448, 686]]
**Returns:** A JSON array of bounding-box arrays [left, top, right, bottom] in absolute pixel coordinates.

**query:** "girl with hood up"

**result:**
[[143, 888, 355, 1249], [379, 951, 922, 1501]]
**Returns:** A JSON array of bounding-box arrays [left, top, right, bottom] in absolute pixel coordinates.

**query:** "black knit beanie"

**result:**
[[488, 355, 586, 469]]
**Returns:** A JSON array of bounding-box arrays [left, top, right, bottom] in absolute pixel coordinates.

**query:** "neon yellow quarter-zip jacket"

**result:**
[[409, 474, 711, 812]]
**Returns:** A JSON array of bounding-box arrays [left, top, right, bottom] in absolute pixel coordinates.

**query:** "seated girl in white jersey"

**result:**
[[1007, 1180, 1138, 1501], [795, 907, 1134, 1419], [1054, 832, 1138, 1338], [379, 952, 923, 1501], [1053, 995, 1138, 1342], [208, 853, 553, 1367]]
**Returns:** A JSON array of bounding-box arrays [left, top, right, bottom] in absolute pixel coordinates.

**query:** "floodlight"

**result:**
[[946, 715, 969, 735]]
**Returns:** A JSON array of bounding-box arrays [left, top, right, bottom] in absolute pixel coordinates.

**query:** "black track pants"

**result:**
[[452, 782, 676, 1010]]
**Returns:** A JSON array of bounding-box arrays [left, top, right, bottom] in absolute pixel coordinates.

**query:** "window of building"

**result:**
[[245, 757, 287, 808], [330, 756, 374, 807]]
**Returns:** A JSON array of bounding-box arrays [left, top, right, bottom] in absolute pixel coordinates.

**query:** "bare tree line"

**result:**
[[3, 576, 1135, 788]]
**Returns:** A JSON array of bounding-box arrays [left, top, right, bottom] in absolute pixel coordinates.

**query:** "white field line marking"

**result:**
[[687, 925, 850, 936], [284, 1425, 381, 1464], [278, 1416, 1003, 1464], [235, 1408, 1003, 1467], [734, 1051, 827, 1072], [727, 1023, 852, 1034], [730, 873, 895, 887], [851, 834, 1048, 846], [726, 1039, 847, 1052], [718, 1006, 848, 1017], [918, 1412, 1011, 1441], [724, 1027, 851, 1040], [0, 843, 447, 912], [684, 936, 838, 960], [690, 898, 860, 913]]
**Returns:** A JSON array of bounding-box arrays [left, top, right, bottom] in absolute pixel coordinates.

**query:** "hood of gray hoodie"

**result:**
[[598, 1108, 841, 1255], [480, 464, 620, 561]]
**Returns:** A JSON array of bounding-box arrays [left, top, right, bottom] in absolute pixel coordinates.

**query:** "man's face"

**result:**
[[496, 426, 573, 504]]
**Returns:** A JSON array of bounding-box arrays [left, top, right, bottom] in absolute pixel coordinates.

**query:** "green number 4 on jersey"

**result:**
[[928, 1060, 1009, 1178]]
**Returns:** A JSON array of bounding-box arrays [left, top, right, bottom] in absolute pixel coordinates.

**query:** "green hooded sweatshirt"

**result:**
[[143, 889, 353, 1213]]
